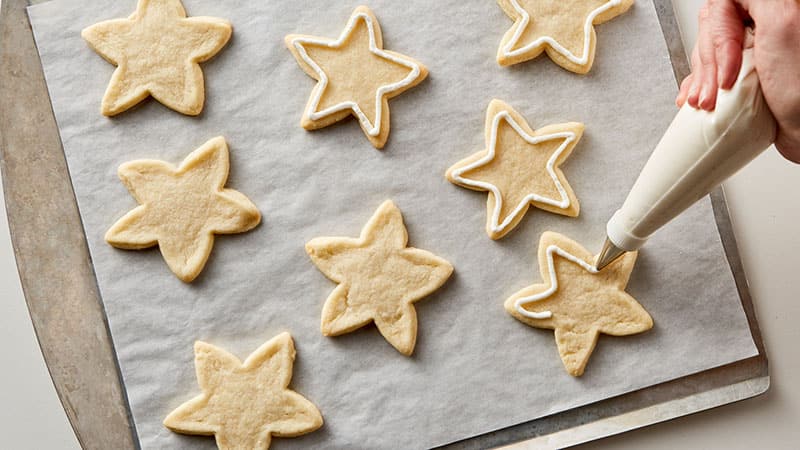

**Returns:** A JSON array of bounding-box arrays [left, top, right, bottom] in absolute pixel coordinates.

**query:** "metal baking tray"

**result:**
[[0, 0, 768, 448]]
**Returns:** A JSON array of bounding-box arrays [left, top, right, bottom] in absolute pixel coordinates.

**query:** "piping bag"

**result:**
[[595, 38, 776, 270]]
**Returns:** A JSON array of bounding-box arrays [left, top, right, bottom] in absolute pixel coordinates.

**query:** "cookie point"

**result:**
[[100, 105, 117, 117], [103, 228, 116, 245], [487, 227, 504, 241], [207, 135, 228, 148], [304, 240, 322, 257], [320, 322, 334, 336], [568, 366, 585, 377], [539, 230, 560, 244], [314, 410, 325, 428], [193, 340, 214, 354], [496, 55, 513, 67], [379, 199, 397, 210], [443, 260, 455, 277], [353, 5, 375, 15], [370, 137, 388, 150], [566, 202, 580, 217], [300, 117, 316, 131], [176, 269, 200, 283], [183, 104, 204, 116], [503, 297, 518, 316], [162, 410, 179, 429], [275, 331, 294, 345], [488, 98, 507, 109], [444, 166, 456, 182], [396, 342, 415, 356], [643, 313, 654, 330]]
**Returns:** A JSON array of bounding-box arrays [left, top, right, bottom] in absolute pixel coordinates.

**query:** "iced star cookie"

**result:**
[[81, 0, 231, 116], [446, 100, 582, 240], [505, 232, 653, 376], [164, 333, 323, 449], [285, 6, 428, 149], [105, 137, 260, 282], [496, 0, 634, 73], [306, 201, 453, 355]]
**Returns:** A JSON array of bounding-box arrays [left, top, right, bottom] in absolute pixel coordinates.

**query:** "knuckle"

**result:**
[[711, 33, 734, 52]]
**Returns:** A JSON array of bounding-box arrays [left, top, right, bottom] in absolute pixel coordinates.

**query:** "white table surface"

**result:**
[[0, 1, 797, 449]]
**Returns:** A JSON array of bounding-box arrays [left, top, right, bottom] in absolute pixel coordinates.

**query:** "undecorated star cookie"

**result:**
[[306, 200, 453, 355], [82, 0, 232, 116], [105, 137, 260, 282], [504, 231, 653, 376], [285, 6, 428, 149], [496, 0, 634, 73], [164, 333, 323, 449], [446, 99, 582, 240]]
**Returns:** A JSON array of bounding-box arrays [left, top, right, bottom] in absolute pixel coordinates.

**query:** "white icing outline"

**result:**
[[290, 10, 422, 137], [515, 244, 599, 319], [449, 109, 576, 234], [501, 0, 622, 65]]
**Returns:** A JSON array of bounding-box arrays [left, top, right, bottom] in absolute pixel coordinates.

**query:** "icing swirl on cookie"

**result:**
[[515, 244, 599, 319], [449, 110, 576, 234], [289, 11, 423, 137], [501, 0, 623, 65]]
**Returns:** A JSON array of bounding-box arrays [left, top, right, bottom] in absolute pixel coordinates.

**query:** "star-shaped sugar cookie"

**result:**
[[496, 0, 634, 73], [446, 100, 582, 240], [105, 137, 260, 282], [164, 333, 323, 449], [285, 6, 428, 149], [81, 0, 232, 116], [505, 231, 653, 376], [306, 200, 453, 355]]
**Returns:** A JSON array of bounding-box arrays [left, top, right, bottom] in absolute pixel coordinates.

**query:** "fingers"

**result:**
[[686, 45, 704, 108], [696, 3, 719, 110], [715, 40, 743, 89], [675, 0, 746, 110], [676, 72, 693, 107], [712, 1, 746, 89]]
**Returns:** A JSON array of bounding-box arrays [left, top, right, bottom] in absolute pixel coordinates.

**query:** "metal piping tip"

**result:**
[[595, 238, 627, 271]]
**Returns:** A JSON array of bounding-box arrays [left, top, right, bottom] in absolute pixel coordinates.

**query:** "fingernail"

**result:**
[[719, 68, 736, 90], [699, 85, 712, 109], [687, 87, 698, 106]]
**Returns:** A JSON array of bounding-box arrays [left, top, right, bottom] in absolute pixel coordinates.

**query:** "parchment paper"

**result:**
[[28, 1, 758, 448]]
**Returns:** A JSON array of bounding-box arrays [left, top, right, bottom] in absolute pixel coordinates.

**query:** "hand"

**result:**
[[676, 0, 800, 163]]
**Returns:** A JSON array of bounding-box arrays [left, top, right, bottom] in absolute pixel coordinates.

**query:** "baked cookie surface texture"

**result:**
[[285, 6, 428, 149], [496, 0, 634, 73], [306, 200, 453, 355], [105, 137, 260, 282], [446, 100, 582, 240], [505, 232, 653, 376], [164, 333, 323, 450], [81, 0, 232, 116]]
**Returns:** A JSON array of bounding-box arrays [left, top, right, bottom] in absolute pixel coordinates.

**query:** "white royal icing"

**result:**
[[290, 11, 422, 137], [501, 0, 622, 65], [449, 109, 576, 234], [515, 244, 599, 319]]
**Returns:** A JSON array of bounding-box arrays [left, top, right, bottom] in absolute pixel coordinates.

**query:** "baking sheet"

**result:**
[[27, 0, 758, 448]]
